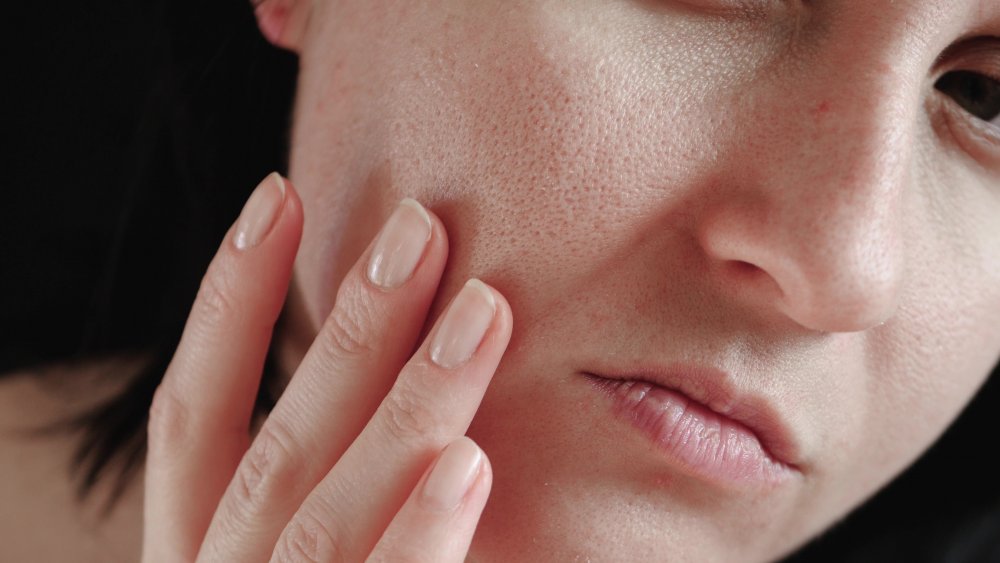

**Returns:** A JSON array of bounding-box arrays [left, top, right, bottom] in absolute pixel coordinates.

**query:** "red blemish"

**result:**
[[813, 100, 831, 119]]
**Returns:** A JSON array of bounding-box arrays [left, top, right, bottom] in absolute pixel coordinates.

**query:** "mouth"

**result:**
[[581, 366, 803, 490]]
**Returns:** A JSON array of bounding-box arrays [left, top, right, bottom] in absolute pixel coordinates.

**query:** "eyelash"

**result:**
[[932, 43, 1000, 168], [934, 71, 1000, 127]]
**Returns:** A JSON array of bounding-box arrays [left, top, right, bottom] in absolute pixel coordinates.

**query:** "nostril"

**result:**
[[697, 202, 902, 333], [719, 259, 789, 306], [726, 261, 772, 287], [731, 261, 762, 276]]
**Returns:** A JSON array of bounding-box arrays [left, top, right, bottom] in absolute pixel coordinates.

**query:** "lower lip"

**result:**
[[586, 375, 796, 489]]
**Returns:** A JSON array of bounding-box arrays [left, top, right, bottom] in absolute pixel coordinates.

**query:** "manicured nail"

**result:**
[[366, 199, 433, 289], [430, 279, 496, 369], [234, 172, 286, 251], [421, 437, 483, 512]]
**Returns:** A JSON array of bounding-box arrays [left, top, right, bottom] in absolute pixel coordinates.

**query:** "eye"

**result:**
[[934, 70, 1000, 127]]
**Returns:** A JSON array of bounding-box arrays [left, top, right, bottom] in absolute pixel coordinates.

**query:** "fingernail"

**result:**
[[234, 172, 286, 251], [421, 437, 483, 512], [366, 199, 433, 289], [430, 279, 496, 369]]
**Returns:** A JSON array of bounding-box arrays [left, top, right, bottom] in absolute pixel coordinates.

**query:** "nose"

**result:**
[[697, 55, 914, 333]]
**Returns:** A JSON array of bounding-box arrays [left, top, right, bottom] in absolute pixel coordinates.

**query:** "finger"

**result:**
[[142, 173, 303, 562], [199, 199, 447, 561], [271, 279, 512, 562], [366, 437, 492, 563]]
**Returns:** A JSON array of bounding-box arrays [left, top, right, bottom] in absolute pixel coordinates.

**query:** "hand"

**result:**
[[141, 173, 513, 562]]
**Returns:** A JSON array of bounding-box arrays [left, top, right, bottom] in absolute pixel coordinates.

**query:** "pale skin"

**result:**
[[142, 174, 512, 562], [2, 0, 1000, 561], [271, 0, 1000, 560]]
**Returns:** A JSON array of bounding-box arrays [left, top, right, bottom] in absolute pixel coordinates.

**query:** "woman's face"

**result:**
[[275, 0, 1000, 560]]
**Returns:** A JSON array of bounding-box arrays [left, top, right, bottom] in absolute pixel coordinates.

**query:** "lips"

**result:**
[[582, 365, 803, 488]]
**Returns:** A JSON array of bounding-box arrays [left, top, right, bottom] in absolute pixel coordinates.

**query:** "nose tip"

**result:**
[[699, 201, 904, 334], [692, 45, 915, 334]]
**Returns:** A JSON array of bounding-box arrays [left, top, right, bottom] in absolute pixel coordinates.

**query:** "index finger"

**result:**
[[143, 173, 302, 562]]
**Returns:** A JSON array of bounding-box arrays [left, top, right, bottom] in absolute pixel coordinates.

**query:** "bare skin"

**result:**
[[266, 0, 1000, 560], [0, 358, 144, 562], [137, 175, 513, 562], [3, 0, 1000, 561]]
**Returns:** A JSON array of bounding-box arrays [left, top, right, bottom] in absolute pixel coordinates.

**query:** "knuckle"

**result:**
[[321, 295, 378, 358], [379, 377, 446, 444], [272, 514, 344, 563], [231, 421, 302, 514], [192, 267, 241, 328], [146, 383, 190, 455]]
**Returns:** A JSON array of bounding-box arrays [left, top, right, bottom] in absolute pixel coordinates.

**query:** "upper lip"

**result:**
[[582, 363, 804, 472]]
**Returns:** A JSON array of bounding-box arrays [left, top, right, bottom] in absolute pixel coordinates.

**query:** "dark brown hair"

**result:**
[[4, 0, 295, 506]]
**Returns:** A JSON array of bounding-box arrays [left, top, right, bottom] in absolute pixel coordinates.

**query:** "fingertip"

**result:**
[[419, 437, 486, 513], [421, 202, 450, 244], [199, 173, 302, 327], [276, 173, 303, 221], [233, 173, 288, 251], [401, 198, 451, 280], [232, 173, 304, 271], [475, 446, 493, 497], [402, 199, 450, 281], [458, 441, 492, 533], [475, 281, 515, 346], [267, 172, 304, 239]]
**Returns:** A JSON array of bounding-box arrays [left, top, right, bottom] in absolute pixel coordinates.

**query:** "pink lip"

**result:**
[[583, 366, 803, 489]]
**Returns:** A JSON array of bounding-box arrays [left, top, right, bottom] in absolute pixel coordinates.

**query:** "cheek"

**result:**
[[292, 0, 771, 327], [822, 163, 1000, 513], [890, 163, 1000, 453], [378, 3, 749, 323]]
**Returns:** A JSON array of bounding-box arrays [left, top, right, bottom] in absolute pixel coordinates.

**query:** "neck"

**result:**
[[0, 356, 146, 561]]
